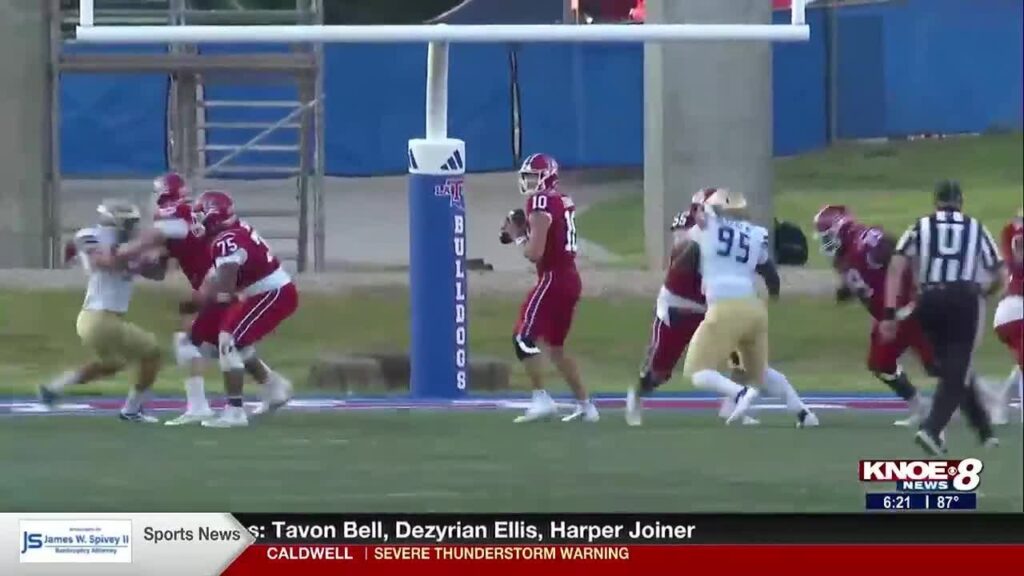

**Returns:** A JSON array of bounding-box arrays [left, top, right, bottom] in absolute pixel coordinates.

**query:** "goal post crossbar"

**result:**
[[77, 0, 808, 42], [74, 23, 809, 44]]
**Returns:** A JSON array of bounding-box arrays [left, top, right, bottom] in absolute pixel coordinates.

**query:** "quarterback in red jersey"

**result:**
[[814, 205, 936, 426], [989, 210, 1023, 424], [191, 190, 299, 428], [110, 175, 292, 425], [625, 190, 817, 428], [500, 153, 595, 423]]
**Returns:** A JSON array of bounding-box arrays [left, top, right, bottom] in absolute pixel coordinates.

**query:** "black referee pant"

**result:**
[[915, 283, 993, 441]]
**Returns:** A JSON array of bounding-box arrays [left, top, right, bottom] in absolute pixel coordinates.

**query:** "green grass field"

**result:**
[[2, 288, 1020, 512], [1, 288, 1015, 397], [577, 134, 1024, 267], [1, 412, 1020, 512]]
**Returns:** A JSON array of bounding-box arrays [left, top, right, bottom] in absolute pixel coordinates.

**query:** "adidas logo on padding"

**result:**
[[441, 150, 464, 171]]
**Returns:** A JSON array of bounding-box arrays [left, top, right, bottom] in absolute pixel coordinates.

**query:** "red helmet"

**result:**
[[193, 190, 237, 235], [519, 153, 559, 195], [813, 204, 855, 256], [685, 187, 721, 219], [154, 173, 189, 207]]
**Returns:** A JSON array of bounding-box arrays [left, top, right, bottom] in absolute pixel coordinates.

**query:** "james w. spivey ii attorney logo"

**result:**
[[20, 519, 133, 563]]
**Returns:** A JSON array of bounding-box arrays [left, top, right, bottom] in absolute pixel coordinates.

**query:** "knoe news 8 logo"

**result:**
[[19, 519, 133, 564], [859, 458, 984, 491]]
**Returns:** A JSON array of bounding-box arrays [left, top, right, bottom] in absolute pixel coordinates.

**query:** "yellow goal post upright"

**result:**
[[73, 0, 809, 399]]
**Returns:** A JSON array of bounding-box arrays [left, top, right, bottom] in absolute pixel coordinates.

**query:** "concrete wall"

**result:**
[[643, 0, 773, 269], [0, 0, 51, 268]]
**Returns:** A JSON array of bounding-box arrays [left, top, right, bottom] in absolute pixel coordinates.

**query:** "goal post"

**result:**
[[71, 0, 810, 399]]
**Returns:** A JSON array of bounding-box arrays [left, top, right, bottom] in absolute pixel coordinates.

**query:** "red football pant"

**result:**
[[514, 270, 581, 347], [189, 304, 227, 347], [642, 311, 703, 380], [995, 319, 1024, 369], [221, 283, 299, 349], [868, 317, 936, 375]]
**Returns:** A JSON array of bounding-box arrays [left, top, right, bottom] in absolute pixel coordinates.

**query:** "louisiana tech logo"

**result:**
[[434, 178, 465, 210], [20, 519, 133, 564]]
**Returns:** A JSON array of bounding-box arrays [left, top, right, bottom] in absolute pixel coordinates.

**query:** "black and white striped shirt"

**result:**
[[895, 210, 1002, 287]]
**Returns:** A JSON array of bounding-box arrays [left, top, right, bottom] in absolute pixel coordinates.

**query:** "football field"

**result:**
[[1, 401, 1021, 513], [1, 135, 1021, 514]]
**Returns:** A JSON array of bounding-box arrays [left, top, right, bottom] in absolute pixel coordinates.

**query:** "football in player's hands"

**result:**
[[509, 208, 527, 230], [500, 209, 528, 244]]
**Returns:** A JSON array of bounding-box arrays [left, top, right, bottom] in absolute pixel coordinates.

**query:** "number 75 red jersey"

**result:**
[[210, 221, 292, 296], [525, 191, 578, 275]]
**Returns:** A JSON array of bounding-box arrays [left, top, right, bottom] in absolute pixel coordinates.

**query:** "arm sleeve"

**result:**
[[153, 218, 190, 240]]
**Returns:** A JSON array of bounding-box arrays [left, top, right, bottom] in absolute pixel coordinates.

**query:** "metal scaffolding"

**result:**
[[50, 0, 325, 271]]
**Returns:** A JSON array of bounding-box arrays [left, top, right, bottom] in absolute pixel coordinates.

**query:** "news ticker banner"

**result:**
[[5, 513, 1024, 575]]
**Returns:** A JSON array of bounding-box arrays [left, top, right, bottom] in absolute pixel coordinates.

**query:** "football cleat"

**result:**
[[119, 410, 160, 424], [562, 402, 599, 423], [797, 409, 820, 428], [894, 398, 930, 427], [202, 406, 249, 428], [720, 395, 760, 425], [164, 409, 215, 426], [725, 386, 760, 425], [513, 398, 558, 424], [625, 387, 643, 427], [37, 385, 59, 409], [252, 374, 294, 416], [893, 414, 922, 427], [914, 429, 947, 456]]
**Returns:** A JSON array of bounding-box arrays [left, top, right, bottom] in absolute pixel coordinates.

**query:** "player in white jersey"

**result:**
[[39, 200, 165, 423], [680, 188, 777, 424]]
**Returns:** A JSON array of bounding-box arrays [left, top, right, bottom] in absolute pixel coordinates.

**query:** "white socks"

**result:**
[[47, 370, 81, 394], [185, 376, 210, 412], [1000, 366, 1022, 400], [691, 370, 744, 398], [761, 367, 808, 414], [122, 389, 148, 414], [532, 389, 553, 404]]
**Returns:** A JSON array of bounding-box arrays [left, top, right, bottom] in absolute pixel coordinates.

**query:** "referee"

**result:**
[[881, 180, 1006, 455]]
